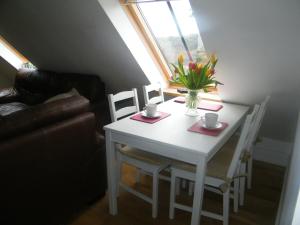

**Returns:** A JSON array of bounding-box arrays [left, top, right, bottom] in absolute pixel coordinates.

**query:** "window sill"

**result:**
[[163, 86, 222, 102]]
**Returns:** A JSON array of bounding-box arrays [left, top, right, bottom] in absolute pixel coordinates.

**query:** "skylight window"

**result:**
[[0, 36, 35, 70], [126, 0, 205, 79]]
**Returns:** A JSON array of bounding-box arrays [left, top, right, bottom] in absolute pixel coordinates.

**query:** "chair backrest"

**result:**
[[227, 104, 260, 179], [246, 96, 271, 152], [143, 83, 164, 105], [253, 96, 270, 141], [108, 88, 140, 122]]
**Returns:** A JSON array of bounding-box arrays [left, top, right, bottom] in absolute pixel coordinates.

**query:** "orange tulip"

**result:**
[[206, 68, 215, 77], [178, 53, 184, 64], [195, 63, 203, 74], [210, 53, 218, 66]]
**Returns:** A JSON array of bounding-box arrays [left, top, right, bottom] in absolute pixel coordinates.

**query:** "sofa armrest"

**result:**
[[90, 100, 110, 135], [95, 132, 105, 147], [0, 88, 20, 104]]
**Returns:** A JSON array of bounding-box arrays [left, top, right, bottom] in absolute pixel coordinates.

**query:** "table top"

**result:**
[[104, 99, 249, 163]]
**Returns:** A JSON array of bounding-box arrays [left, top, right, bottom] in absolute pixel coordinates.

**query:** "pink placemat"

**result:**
[[174, 97, 186, 103], [188, 121, 228, 136], [198, 102, 223, 111], [130, 111, 171, 124], [174, 97, 223, 112]]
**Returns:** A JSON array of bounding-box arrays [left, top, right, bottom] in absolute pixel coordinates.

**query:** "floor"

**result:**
[[69, 161, 285, 225]]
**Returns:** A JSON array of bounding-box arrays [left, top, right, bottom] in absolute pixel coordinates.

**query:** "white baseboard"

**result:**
[[253, 137, 293, 167]]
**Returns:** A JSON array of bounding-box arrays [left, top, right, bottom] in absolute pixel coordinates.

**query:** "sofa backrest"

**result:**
[[0, 95, 90, 141], [15, 69, 105, 105]]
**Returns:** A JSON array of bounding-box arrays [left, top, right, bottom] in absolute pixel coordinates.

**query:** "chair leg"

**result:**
[[223, 190, 230, 225], [239, 164, 246, 206], [152, 172, 159, 218], [233, 178, 239, 213], [188, 181, 194, 196], [169, 171, 176, 219], [175, 177, 180, 196], [247, 158, 253, 189], [116, 157, 122, 197]]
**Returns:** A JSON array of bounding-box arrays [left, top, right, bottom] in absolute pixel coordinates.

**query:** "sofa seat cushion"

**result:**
[[44, 88, 80, 103], [0, 102, 29, 117]]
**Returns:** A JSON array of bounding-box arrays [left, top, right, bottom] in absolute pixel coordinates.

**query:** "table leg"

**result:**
[[191, 157, 206, 225], [105, 130, 118, 215]]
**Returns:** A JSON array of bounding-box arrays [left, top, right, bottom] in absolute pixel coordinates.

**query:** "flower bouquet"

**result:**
[[170, 53, 222, 115]]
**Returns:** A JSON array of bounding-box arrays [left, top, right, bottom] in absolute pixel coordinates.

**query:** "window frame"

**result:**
[[122, 1, 176, 84], [0, 35, 30, 69], [121, 1, 218, 95]]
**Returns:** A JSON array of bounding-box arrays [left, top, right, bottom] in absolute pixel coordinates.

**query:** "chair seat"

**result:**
[[119, 145, 170, 166], [172, 135, 239, 181]]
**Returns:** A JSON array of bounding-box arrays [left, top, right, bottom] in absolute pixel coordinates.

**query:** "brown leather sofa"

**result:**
[[0, 70, 109, 225], [0, 69, 110, 133]]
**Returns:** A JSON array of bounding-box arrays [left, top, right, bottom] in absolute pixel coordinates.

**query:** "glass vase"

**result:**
[[185, 89, 201, 116]]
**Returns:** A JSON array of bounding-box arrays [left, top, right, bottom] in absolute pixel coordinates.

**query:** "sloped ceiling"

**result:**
[[0, 0, 149, 93], [0, 0, 299, 142]]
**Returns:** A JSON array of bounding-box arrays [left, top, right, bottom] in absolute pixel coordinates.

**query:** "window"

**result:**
[[123, 0, 205, 81], [0, 36, 36, 69]]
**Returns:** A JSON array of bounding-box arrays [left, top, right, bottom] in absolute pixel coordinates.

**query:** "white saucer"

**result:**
[[141, 111, 161, 118], [201, 121, 222, 130]]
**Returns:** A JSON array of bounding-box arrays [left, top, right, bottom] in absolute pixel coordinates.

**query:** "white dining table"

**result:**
[[104, 99, 249, 225]]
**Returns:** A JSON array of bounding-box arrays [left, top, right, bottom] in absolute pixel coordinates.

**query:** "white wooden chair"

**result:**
[[238, 96, 270, 205], [143, 83, 164, 105], [247, 95, 270, 189], [141, 83, 170, 181], [108, 88, 170, 218], [169, 106, 259, 225]]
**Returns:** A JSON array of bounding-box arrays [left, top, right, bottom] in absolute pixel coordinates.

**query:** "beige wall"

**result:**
[[0, 57, 16, 88]]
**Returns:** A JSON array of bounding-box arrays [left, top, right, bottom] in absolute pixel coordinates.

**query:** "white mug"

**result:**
[[145, 103, 157, 117], [204, 113, 218, 128]]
